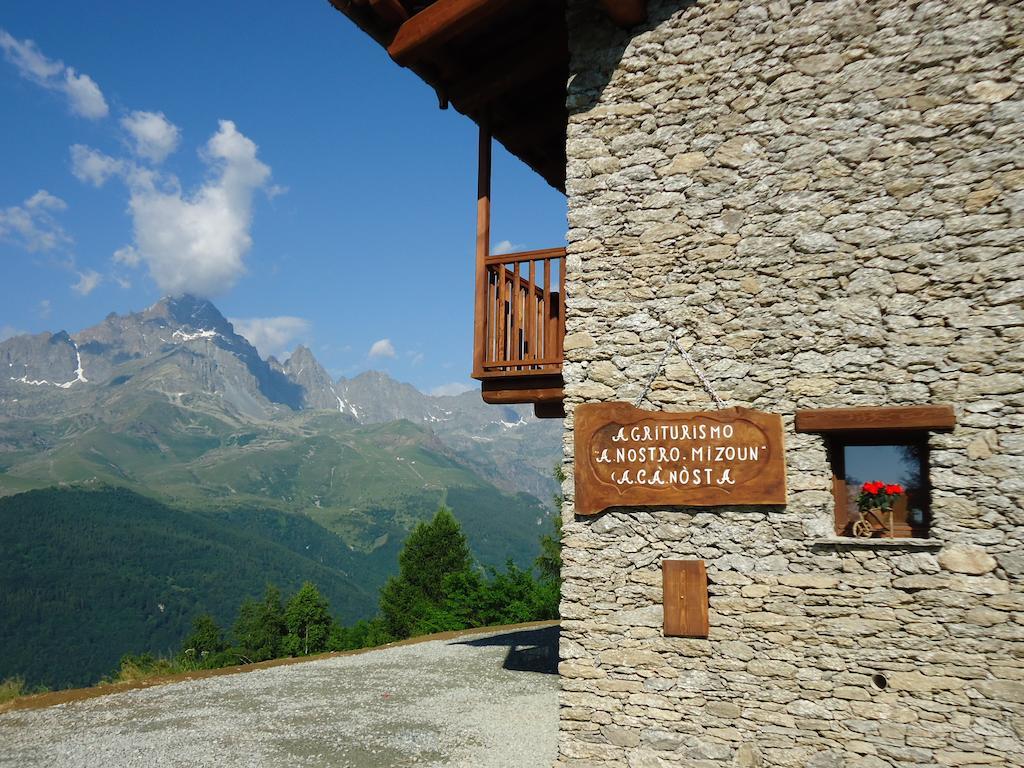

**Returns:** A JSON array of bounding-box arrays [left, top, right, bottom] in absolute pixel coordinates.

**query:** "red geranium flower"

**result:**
[[885, 484, 904, 495]]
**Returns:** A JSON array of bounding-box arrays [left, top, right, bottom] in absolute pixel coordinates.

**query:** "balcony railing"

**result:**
[[473, 247, 565, 380]]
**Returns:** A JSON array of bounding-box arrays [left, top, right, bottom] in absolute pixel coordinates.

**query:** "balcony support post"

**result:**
[[472, 124, 491, 379]]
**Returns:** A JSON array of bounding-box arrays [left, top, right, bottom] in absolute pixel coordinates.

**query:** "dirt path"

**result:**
[[0, 624, 559, 768]]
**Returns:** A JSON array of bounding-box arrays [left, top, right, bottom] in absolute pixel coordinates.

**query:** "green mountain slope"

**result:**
[[0, 400, 551, 566], [0, 486, 379, 690]]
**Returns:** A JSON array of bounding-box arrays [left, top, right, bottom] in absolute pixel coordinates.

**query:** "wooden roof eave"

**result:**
[[327, 0, 647, 192]]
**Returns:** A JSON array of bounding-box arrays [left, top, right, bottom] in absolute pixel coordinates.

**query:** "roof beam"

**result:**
[[599, 0, 647, 27], [369, 0, 409, 28], [447, 28, 566, 112], [388, 0, 520, 66]]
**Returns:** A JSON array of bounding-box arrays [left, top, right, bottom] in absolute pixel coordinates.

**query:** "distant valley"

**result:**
[[0, 296, 562, 688]]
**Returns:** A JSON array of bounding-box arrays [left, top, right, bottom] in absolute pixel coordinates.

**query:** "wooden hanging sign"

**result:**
[[574, 403, 786, 515]]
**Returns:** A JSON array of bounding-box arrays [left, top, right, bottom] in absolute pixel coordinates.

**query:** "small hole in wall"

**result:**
[[871, 673, 888, 691]]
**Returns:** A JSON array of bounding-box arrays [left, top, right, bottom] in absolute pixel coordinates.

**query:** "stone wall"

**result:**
[[558, 0, 1023, 765]]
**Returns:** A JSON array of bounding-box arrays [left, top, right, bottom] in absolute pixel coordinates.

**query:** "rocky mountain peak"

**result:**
[[144, 294, 234, 336], [284, 345, 341, 412], [286, 345, 318, 368]]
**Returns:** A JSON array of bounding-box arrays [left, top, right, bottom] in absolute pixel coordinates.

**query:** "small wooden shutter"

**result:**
[[662, 560, 709, 638]]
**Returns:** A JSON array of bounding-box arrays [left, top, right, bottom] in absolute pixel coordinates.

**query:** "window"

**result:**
[[795, 406, 955, 539]]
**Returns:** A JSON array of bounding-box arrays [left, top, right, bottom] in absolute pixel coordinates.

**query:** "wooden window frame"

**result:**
[[826, 432, 931, 537], [796, 405, 955, 539]]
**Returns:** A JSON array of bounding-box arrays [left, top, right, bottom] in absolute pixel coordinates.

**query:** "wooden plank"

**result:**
[[369, 0, 409, 27], [527, 259, 536, 362], [388, 0, 519, 66], [599, 0, 647, 27], [511, 263, 521, 365], [498, 258, 508, 363], [480, 356, 562, 370], [542, 258, 551, 359], [472, 126, 491, 379], [480, 374, 563, 401], [663, 560, 708, 638], [828, 440, 849, 536], [486, 268, 497, 365], [484, 247, 566, 266], [574, 403, 788, 515], [534, 400, 565, 420], [449, 29, 565, 112], [794, 405, 955, 433], [482, 385, 565, 405]]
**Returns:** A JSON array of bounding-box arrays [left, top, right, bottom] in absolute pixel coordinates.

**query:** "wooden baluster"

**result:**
[[498, 261, 507, 365], [511, 262, 521, 368], [486, 267, 496, 365], [527, 259, 536, 366], [542, 257, 551, 365]]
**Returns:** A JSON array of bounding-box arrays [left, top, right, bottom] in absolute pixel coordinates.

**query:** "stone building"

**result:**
[[333, 0, 1023, 765]]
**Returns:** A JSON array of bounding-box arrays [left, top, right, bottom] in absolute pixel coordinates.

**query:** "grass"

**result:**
[[0, 676, 26, 704], [0, 675, 49, 705], [106, 654, 189, 684]]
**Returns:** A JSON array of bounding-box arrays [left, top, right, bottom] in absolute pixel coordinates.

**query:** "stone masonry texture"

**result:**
[[558, 0, 1023, 766]]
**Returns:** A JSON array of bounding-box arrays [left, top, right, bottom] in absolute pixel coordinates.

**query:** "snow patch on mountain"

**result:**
[[9, 343, 88, 389], [172, 329, 218, 342]]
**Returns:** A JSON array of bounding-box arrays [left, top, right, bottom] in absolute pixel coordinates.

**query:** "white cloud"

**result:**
[[492, 240, 524, 255], [38, 299, 51, 319], [112, 245, 141, 266], [0, 189, 71, 252], [121, 110, 180, 163], [430, 382, 474, 397], [25, 190, 66, 211], [0, 30, 108, 119], [70, 144, 124, 187], [229, 316, 310, 359], [62, 67, 108, 119], [72, 269, 101, 296], [75, 120, 272, 297], [368, 338, 396, 359], [0, 325, 27, 342]]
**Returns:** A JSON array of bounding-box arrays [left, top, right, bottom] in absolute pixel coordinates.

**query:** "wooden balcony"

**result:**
[[472, 247, 565, 418]]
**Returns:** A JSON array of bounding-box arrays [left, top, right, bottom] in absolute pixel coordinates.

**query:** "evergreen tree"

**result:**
[[533, 465, 564, 618], [535, 515, 562, 583], [233, 584, 285, 662], [283, 582, 334, 656], [378, 505, 474, 640], [180, 613, 226, 668], [534, 515, 562, 618]]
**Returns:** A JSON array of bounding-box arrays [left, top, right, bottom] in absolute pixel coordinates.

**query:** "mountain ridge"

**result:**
[[0, 296, 560, 541]]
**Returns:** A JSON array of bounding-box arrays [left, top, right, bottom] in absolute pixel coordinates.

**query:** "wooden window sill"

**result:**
[[812, 537, 942, 549]]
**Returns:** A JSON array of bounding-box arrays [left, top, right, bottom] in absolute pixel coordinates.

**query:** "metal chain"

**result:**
[[633, 340, 674, 408], [673, 339, 727, 409], [634, 333, 727, 410]]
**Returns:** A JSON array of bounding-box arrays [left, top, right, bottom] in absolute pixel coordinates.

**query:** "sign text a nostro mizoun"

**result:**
[[574, 403, 787, 515]]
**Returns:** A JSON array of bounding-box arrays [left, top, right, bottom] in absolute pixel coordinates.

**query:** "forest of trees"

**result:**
[[114, 506, 562, 681]]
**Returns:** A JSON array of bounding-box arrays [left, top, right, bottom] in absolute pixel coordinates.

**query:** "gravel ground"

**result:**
[[0, 625, 559, 768]]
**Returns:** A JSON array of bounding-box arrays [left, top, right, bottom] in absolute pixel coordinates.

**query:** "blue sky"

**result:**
[[0, 1, 566, 395]]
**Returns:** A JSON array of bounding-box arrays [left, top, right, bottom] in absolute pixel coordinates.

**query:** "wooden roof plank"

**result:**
[[369, 0, 410, 28], [449, 32, 566, 112], [388, 0, 521, 66], [599, 0, 647, 26]]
